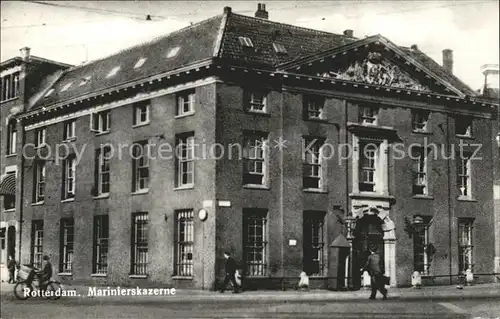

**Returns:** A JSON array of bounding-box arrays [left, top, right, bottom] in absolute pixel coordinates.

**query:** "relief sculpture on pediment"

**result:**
[[317, 52, 430, 91]]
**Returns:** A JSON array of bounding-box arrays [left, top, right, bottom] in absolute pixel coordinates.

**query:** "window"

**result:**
[[106, 66, 120, 78], [412, 110, 430, 132], [413, 216, 431, 275], [62, 155, 76, 200], [90, 110, 110, 134], [412, 147, 428, 195], [1, 72, 20, 102], [176, 89, 195, 116], [174, 210, 194, 277], [93, 215, 109, 274], [134, 58, 147, 69], [238, 36, 254, 48], [33, 161, 45, 203], [79, 76, 91, 86], [303, 95, 325, 120], [243, 209, 267, 276], [303, 138, 324, 190], [245, 90, 267, 113], [273, 43, 287, 54], [243, 133, 268, 186], [31, 220, 44, 269], [131, 212, 148, 275], [34, 128, 46, 148], [59, 218, 74, 273], [359, 142, 378, 192], [60, 82, 73, 92], [458, 219, 474, 274], [167, 47, 180, 58], [457, 153, 472, 197], [6, 119, 17, 155], [63, 120, 76, 141], [3, 172, 15, 210], [95, 146, 111, 195], [133, 101, 150, 126], [132, 141, 149, 192], [175, 134, 194, 188], [456, 116, 473, 137], [359, 106, 378, 125], [303, 212, 326, 276]]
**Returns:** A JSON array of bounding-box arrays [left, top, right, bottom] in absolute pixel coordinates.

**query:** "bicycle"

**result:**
[[13, 265, 63, 300]]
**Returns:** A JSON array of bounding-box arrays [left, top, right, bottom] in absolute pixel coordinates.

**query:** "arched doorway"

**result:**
[[352, 214, 385, 289], [7, 226, 15, 260]]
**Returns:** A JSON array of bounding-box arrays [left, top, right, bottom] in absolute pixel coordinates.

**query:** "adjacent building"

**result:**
[[1, 4, 499, 289]]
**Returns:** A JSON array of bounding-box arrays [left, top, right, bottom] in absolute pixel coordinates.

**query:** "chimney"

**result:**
[[223, 6, 232, 14], [20, 47, 31, 61], [442, 49, 453, 74], [480, 64, 499, 99], [410, 44, 418, 51], [343, 29, 354, 37], [255, 3, 269, 19]]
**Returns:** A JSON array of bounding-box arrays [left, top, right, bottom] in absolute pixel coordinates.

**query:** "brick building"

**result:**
[[1, 4, 499, 289], [0, 49, 70, 279]]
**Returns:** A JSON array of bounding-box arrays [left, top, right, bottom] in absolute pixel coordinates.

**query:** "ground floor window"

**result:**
[[413, 216, 432, 275], [59, 218, 74, 273], [458, 218, 474, 274], [243, 209, 267, 276], [303, 211, 326, 276], [93, 215, 109, 274], [31, 220, 44, 269], [131, 212, 148, 275], [174, 210, 194, 277]]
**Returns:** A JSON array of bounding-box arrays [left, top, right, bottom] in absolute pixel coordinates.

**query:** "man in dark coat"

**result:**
[[7, 255, 16, 284], [363, 247, 388, 300], [220, 252, 239, 293], [37, 255, 53, 290]]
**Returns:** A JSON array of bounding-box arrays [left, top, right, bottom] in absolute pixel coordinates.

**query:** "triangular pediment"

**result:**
[[280, 36, 471, 97]]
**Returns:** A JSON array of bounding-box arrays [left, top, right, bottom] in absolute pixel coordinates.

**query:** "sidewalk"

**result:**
[[2, 282, 499, 302]]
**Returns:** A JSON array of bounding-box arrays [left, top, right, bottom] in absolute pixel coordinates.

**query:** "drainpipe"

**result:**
[[344, 99, 352, 289], [17, 119, 25, 265], [446, 115, 453, 285]]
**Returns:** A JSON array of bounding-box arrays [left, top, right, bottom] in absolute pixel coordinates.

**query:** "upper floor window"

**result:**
[[2, 171, 16, 210], [6, 119, 17, 155], [176, 89, 195, 117], [133, 101, 150, 126], [243, 132, 268, 186], [90, 110, 110, 134], [33, 161, 46, 203], [412, 147, 428, 195], [303, 95, 325, 120], [359, 142, 378, 192], [34, 128, 46, 148], [412, 110, 430, 132], [245, 90, 267, 113], [359, 106, 378, 125], [132, 141, 149, 192], [1, 72, 20, 102], [175, 134, 194, 188], [63, 120, 76, 141], [303, 137, 324, 190], [95, 146, 111, 196], [62, 154, 76, 200], [456, 116, 473, 137], [457, 153, 472, 198]]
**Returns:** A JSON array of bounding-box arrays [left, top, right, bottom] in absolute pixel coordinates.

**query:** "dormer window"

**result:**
[[44, 88, 55, 98], [79, 77, 91, 86], [167, 47, 180, 58], [273, 43, 287, 54], [60, 82, 73, 92], [359, 106, 378, 125], [238, 36, 254, 48], [106, 66, 121, 78], [134, 58, 147, 69]]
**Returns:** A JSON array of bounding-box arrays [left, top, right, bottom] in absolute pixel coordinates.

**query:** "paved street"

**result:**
[[1, 283, 499, 319]]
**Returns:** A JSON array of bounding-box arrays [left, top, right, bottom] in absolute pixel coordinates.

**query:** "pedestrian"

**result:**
[[7, 255, 16, 284], [219, 252, 239, 293], [363, 246, 388, 300]]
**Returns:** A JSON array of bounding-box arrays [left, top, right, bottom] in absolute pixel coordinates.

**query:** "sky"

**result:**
[[1, 1, 499, 90]]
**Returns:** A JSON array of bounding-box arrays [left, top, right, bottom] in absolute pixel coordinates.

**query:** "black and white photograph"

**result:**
[[0, 1, 499, 318]]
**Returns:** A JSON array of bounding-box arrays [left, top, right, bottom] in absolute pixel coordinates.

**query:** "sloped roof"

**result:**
[[31, 10, 478, 110]]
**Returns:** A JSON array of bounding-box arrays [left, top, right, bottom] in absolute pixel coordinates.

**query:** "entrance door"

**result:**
[[352, 215, 384, 289]]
